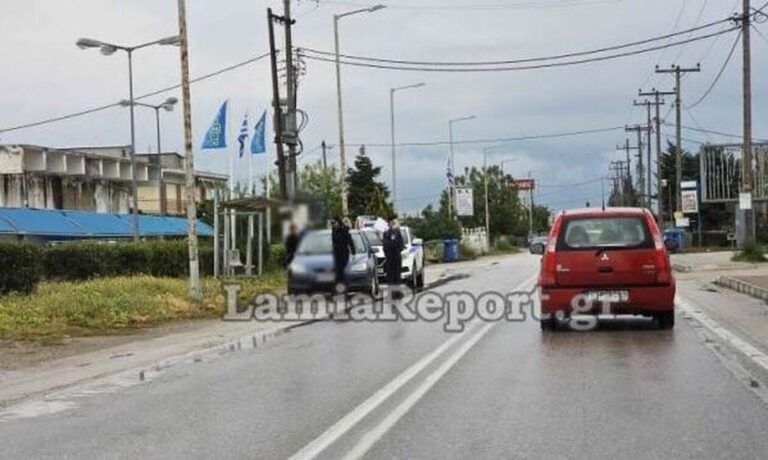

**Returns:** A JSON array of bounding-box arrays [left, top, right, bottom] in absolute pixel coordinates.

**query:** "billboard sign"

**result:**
[[454, 187, 474, 217], [681, 189, 699, 214], [513, 179, 535, 191]]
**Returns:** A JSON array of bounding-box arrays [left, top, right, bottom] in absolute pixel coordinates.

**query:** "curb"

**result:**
[[673, 263, 693, 273], [715, 276, 768, 302]]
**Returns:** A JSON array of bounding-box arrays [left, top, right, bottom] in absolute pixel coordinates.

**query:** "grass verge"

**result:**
[[732, 243, 768, 263], [0, 273, 285, 343]]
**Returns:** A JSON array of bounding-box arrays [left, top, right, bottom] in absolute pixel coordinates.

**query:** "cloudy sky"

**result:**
[[0, 0, 765, 214]]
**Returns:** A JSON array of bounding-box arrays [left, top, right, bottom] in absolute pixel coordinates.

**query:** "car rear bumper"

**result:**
[[288, 273, 371, 294], [540, 284, 675, 315]]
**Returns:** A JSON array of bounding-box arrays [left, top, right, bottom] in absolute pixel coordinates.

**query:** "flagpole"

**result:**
[[227, 101, 236, 250]]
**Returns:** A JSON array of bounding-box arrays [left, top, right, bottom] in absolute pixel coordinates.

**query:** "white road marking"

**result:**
[[289, 275, 537, 460], [677, 296, 768, 373], [342, 321, 497, 460]]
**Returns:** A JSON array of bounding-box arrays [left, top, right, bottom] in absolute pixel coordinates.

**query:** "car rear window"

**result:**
[[362, 230, 382, 246], [297, 232, 332, 255], [556, 216, 652, 251]]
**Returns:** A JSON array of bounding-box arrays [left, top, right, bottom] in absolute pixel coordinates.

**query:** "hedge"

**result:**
[[0, 240, 217, 294], [0, 242, 43, 294]]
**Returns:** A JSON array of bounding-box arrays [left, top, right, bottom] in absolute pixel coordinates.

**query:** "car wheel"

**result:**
[[408, 264, 417, 289], [657, 311, 675, 330], [416, 268, 425, 290], [540, 315, 556, 331], [370, 275, 381, 300]]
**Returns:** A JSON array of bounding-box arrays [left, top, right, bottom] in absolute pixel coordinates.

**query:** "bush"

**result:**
[[459, 243, 478, 261], [733, 242, 767, 263], [43, 240, 215, 281], [493, 238, 518, 254], [0, 242, 43, 294], [266, 244, 288, 271]]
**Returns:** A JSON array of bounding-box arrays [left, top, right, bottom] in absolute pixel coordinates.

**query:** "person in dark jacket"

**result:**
[[284, 224, 301, 267], [331, 217, 355, 292], [382, 216, 405, 285]]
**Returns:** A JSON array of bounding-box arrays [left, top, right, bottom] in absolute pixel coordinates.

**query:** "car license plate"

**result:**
[[316, 273, 335, 283], [585, 290, 629, 303]]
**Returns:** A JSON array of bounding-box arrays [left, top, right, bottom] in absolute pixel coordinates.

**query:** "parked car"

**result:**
[[398, 226, 426, 289], [287, 229, 379, 296], [538, 207, 675, 330], [529, 235, 548, 254]]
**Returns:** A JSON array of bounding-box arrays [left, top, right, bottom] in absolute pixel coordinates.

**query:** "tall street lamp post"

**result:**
[[448, 115, 476, 219], [390, 82, 426, 208], [77, 35, 180, 240], [119, 97, 178, 215], [334, 4, 386, 217]]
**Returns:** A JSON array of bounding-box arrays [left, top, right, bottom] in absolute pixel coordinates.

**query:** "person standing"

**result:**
[[284, 223, 301, 267], [331, 216, 355, 292], [382, 216, 405, 285]]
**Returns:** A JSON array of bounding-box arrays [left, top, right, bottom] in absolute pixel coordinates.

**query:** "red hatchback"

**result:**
[[538, 207, 675, 330]]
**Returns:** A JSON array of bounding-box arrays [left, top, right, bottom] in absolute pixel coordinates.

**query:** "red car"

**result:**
[[537, 207, 675, 330]]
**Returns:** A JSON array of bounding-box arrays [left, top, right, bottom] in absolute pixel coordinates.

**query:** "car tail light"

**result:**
[[654, 236, 672, 285], [539, 220, 561, 288]]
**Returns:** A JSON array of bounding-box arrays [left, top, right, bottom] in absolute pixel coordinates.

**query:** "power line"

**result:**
[[348, 125, 624, 148], [686, 30, 742, 109], [300, 16, 732, 67], [301, 26, 739, 72], [318, 0, 626, 11], [0, 52, 272, 134]]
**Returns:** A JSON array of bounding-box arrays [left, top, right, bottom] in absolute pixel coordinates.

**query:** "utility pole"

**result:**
[[177, 0, 201, 299], [639, 88, 673, 216], [267, 8, 287, 199], [739, 0, 755, 247], [283, 0, 298, 201], [617, 138, 639, 206], [625, 124, 650, 208], [634, 100, 655, 207], [656, 64, 701, 212], [321, 140, 328, 171]]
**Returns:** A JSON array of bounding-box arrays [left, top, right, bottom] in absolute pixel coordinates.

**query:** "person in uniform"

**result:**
[[331, 217, 355, 292], [382, 216, 405, 285]]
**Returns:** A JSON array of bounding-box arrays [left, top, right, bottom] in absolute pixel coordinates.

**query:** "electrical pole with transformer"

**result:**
[[639, 88, 673, 217], [655, 64, 701, 212]]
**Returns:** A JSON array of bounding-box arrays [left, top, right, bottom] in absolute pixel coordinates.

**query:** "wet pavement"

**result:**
[[1, 254, 768, 459]]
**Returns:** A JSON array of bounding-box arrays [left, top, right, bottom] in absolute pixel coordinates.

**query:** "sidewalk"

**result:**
[[0, 257, 501, 408]]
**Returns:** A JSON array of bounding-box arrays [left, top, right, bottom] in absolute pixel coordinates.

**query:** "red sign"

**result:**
[[513, 179, 535, 191]]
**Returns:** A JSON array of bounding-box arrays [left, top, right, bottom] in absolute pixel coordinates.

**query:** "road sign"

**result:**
[[676, 217, 690, 228], [681, 189, 699, 214], [680, 181, 698, 190], [454, 187, 474, 217], [740, 192, 753, 211], [513, 179, 535, 191]]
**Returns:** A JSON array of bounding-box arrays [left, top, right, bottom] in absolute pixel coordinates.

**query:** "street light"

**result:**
[[77, 35, 181, 240], [334, 5, 386, 217], [390, 82, 426, 208], [119, 97, 178, 215], [448, 115, 476, 219]]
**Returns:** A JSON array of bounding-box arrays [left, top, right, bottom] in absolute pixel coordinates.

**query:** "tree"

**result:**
[[403, 203, 461, 241], [299, 161, 342, 221], [346, 147, 393, 218], [452, 166, 525, 239]]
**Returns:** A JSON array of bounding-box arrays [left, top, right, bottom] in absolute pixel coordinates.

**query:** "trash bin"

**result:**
[[663, 228, 685, 252], [443, 239, 459, 262]]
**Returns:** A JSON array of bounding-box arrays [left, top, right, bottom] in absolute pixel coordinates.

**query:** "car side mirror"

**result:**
[[412, 238, 423, 246], [664, 239, 679, 252], [531, 244, 544, 255]]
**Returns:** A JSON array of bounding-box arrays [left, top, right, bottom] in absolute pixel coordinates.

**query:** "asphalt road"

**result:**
[[2, 254, 768, 459]]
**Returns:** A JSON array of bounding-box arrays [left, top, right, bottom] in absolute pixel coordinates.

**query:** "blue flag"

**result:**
[[250, 111, 267, 155], [201, 101, 228, 149], [237, 114, 249, 158]]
